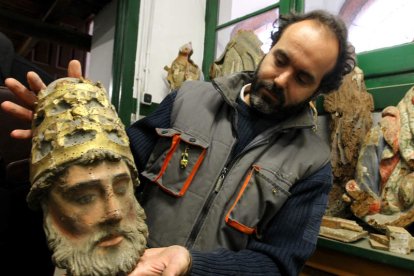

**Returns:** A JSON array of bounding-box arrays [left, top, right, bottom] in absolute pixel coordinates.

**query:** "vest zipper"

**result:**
[[184, 137, 272, 248], [214, 167, 228, 192], [185, 82, 236, 248], [185, 166, 228, 248]]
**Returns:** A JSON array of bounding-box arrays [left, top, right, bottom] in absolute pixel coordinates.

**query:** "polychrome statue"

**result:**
[[209, 30, 264, 80], [344, 86, 414, 230], [164, 42, 201, 91], [29, 78, 148, 276], [323, 66, 374, 217]]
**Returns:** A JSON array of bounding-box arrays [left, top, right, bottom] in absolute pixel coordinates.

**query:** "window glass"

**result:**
[[216, 8, 279, 58], [348, 0, 414, 53], [305, 0, 414, 53], [218, 0, 278, 25], [304, 0, 344, 15]]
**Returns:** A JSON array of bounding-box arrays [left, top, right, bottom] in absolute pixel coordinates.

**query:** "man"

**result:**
[[2, 10, 354, 275], [27, 77, 148, 275]]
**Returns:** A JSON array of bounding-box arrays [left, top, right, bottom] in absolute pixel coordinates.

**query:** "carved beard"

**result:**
[[43, 200, 148, 276]]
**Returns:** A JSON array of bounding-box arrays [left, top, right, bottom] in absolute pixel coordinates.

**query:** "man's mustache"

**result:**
[[260, 81, 285, 103]]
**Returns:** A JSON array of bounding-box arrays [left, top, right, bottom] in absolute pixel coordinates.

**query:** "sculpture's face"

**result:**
[[43, 160, 147, 276]]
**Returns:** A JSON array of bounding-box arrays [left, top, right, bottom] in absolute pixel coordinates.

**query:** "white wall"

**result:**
[[87, 0, 117, 98], [87, 0, 206, 114], [134, 0, 206, 109]]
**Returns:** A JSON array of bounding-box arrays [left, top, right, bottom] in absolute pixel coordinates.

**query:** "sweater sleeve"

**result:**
[[189, 163, 333, 276], [127, 91, 177, 173]]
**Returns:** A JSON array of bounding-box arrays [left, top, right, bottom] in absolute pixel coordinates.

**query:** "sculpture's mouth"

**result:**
[[97, 234, 124, 247]]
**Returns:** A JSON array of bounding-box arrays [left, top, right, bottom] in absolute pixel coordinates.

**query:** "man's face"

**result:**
[[248, 19, 339, 116], [43, 160, 147, 276]]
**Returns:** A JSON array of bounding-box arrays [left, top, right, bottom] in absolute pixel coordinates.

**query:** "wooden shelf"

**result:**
[[302, 237, 414, 276]]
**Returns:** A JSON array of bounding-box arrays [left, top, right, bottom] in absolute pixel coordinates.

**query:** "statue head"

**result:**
[[29, 78, 148, 276]]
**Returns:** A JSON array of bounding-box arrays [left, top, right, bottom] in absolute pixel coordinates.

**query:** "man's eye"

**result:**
[[276, 57, 287, 67], [296, 75, 306, 84], [296, 73, 311, 85]]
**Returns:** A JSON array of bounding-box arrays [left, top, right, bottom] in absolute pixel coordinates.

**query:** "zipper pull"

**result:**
[[214, 167, 228, 193], [180, 146, 189, 169]]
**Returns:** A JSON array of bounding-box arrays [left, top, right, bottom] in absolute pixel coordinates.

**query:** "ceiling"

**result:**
[[0, 0, 113, 56]]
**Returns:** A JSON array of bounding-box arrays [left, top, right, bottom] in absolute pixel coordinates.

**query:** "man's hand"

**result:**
[[1, 60, 83, 139], [129, 246, 192, 276]]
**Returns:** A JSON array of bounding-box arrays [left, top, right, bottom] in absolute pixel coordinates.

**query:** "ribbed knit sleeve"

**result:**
[[189, 164, 333, 276], [127, 91, 177, 172]]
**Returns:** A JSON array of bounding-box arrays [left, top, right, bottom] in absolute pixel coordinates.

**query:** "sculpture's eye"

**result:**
[[64, 188, 99, 206], [74, 194, 96, 205], [113, 182, 128, 196]]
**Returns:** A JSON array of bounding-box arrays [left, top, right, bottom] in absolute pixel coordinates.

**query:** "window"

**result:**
[[216, 8, 279, 56], [218, 0, 277, 25], [305, 0, 414, 110], [215, 1, 280, 58], [305, 0, 414, 53]]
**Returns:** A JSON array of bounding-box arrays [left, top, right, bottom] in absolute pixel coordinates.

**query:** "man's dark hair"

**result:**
[[270, 10, 356, 96]]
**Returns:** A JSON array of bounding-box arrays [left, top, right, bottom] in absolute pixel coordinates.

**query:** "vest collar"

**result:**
[[213, 72, 317, 131]]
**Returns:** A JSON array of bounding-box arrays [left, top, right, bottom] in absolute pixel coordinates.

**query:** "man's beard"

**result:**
[[43, 200, 148, 276], [249, 72, 311, 119]]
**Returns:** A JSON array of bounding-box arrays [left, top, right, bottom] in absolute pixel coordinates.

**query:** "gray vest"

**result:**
[[141, 73, 330, 251]]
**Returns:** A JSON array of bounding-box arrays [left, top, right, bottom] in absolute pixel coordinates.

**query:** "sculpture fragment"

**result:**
[[164, 42, 201, 91], [209, 30, 264, 79], [323, 66, 374, 217], [29, 78, 148, 276]]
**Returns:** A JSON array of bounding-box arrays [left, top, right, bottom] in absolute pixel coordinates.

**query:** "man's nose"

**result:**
[[274, 69, 292, 88]]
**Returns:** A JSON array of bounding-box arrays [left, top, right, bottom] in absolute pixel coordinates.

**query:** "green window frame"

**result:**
[[358, 43, 414, 111], [112, 0, 141, 126], [202, 0, 304, 81]]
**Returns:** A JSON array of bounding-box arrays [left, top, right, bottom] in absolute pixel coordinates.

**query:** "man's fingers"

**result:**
[[4, 78, 38, 109], [162, 263, 180, 276], [142, 248, 164, 258], [68, 60, 82, 78], [1, 101, 33, 121], [27, 71, 46, 92], [10, 129, 33, 139]]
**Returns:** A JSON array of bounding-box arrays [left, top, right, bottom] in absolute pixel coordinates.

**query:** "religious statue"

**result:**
[[343, 85, 414, 231], [323, 66, 374, 217], [209, 30, 264, 80], [164, 42, 201, 91], [29, 77, 148, 276]]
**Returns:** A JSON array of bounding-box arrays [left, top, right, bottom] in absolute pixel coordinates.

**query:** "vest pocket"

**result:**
[[225, 165, 291, 235], [142, 128, 208, 197]]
